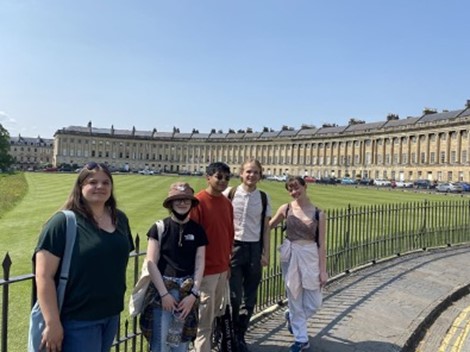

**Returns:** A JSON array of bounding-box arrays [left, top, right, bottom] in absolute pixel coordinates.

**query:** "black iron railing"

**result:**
[[2, 199, 470, 352]]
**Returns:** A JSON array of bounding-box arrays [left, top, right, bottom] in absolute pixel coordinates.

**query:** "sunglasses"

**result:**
[[85, 162, 110, 171], [214, 174, 230, 181], [174, 199, 192, 205]]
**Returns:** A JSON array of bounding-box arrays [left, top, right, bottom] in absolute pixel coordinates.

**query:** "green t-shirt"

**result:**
[[35, 210, 134, 320]]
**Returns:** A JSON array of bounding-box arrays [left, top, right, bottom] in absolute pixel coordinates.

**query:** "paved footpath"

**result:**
[[244, 245, 470, 352]]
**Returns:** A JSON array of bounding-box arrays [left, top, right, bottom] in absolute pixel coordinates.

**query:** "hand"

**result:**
[[161, 293, 177, 312], [177, 294, 197, 319], [261, 253, 270, 267], [319, 271, 329, 287], [41, 320, 63, 352]]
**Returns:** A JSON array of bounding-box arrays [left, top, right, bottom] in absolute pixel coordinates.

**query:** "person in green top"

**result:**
[[32, 162, 134, 352]]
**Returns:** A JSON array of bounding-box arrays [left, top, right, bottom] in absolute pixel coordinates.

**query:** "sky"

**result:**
[[1, 0, 470, 139]]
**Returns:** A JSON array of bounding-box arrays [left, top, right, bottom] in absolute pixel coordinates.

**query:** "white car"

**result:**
[[274, 175, 288, 182], [374, 178, 391, 187], [138, 169, 154, 175], [395, 180, 414, 188], [436, 182, 463, 193]]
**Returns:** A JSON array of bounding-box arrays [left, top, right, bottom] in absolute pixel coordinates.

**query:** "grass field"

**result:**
[[1, 172, 458, 274], [0, 172, 463, 352]]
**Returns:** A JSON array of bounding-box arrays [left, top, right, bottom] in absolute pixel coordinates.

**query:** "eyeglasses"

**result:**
[[214, 174, 230, 181], [174, 199, 192, 205], [85, 162, 110, 171]]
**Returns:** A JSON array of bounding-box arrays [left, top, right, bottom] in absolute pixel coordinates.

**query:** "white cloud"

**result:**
[[0, 111, 18, 135], [0, 111, 16, 124]]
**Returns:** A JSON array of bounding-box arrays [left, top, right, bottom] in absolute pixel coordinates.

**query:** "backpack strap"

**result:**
[[259, 190, 267, 251], [57, 210, 77, 311], [227, 186, 237, 201], [314, 208, 320, 248], [155, 219, 165, 245]]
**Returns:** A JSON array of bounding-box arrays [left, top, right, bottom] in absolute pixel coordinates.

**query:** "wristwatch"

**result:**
[[190, 287, 200, 298]]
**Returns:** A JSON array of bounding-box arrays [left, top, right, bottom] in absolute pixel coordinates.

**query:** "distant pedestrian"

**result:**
[[224, 159, 272, 352], [190, 162, 235, 352], [31, 162, 134, 351], [269, 176, 328, 352]]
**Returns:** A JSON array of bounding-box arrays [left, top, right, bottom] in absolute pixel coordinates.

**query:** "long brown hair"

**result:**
[[62, 162, 118, 226]]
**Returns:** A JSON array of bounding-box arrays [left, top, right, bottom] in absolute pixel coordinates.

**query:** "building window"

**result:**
[[462, 150, 467, 163], [451, 151, 456, 163], [440, 151, 446, 163], [430, 152, 435, 163], [402, 153, 407, 164]]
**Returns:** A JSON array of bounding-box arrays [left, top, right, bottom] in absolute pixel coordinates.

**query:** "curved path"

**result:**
[[244, 245, 470, 352]]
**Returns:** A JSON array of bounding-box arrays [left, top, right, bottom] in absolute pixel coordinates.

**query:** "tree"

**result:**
[[0, 123, 13, 170]]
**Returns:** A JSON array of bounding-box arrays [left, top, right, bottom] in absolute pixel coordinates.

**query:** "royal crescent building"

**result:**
[[10, 100, 470, 182]]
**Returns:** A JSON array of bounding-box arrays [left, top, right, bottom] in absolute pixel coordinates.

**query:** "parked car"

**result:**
[[274, 175, 288, 182], [340, 177, 356, 185], [456, 182, 470, 192], [303, 176, 316, 183], [43, 167, 58, 172], [358, 178, 374, 186], [138, 169, 155, 175], [413, 179, 436, 189], [435, 182, 464, 193], [317, 177, 339, 185], [374, 178, 391, 187], [395, 180, 414, 188]]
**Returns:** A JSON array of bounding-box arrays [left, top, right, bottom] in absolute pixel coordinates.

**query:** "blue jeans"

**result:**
[[61, 315, 119, 352], [151, 288, 189, 352]]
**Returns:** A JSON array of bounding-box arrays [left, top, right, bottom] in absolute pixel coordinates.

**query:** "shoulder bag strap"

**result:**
[[57, 210, 77, 311]]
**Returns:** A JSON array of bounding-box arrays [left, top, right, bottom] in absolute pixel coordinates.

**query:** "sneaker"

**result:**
[[284, 310, 293, 334], [289, 341, 310, 352]]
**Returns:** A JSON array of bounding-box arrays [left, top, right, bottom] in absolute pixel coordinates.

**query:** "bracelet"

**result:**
[[160, 292, 169, 298], [190, 287, 200, 298]]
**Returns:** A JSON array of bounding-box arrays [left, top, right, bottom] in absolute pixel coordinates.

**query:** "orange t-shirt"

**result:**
[[190, 190, 234, 275]]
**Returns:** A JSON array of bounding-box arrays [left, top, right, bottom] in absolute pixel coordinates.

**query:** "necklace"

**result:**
[[178, 223, 186, 247]]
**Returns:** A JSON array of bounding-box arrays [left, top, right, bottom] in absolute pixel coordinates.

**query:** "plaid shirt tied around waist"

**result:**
[[139, 276, 199, 343]]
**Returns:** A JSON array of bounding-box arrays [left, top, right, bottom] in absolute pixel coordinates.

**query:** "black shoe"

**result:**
[[237, 335, 251, 352]]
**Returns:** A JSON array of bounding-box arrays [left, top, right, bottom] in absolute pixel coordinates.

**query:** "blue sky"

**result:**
[[1, 0, 469, 139]]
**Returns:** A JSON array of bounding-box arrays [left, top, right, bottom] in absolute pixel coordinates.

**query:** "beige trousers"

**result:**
[[193, 271, 229, 352]]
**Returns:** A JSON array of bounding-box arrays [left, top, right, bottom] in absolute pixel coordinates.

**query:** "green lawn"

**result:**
[[0, 172, 461, 352], [1, 172, 454, 275]]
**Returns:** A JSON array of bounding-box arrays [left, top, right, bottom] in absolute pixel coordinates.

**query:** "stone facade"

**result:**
[[10, 100, 470, 181], [9, 135, 54, 170]]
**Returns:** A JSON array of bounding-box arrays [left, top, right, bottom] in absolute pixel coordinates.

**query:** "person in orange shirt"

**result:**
[[190, 162, 234, 352]]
